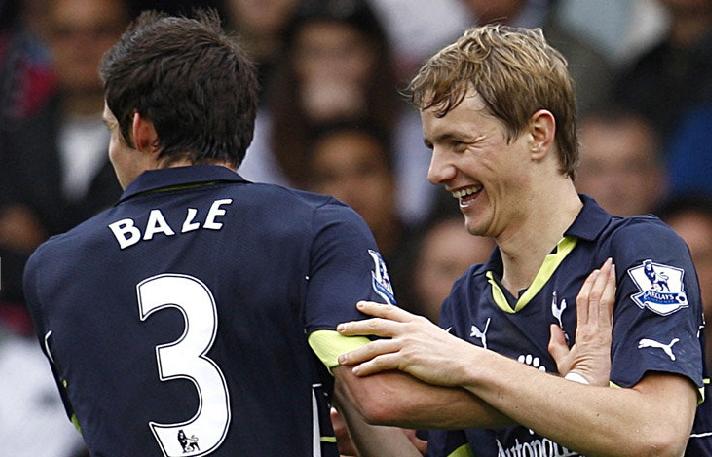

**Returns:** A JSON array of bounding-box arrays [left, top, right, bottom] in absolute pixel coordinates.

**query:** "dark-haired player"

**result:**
[[23, 10, 423, 457]]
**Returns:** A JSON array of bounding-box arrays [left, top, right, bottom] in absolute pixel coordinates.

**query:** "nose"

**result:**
[[427, 148, 457, 185]]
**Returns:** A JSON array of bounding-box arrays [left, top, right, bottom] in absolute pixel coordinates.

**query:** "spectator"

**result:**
[[657, 193, 712, 371], [576, 107, 667, 216], [239, 0, 435, 225], [223, 0, 299, 100], [614, 0, 712, 141], [1, 5, 92, 455], [411, 216, 494, 323], [307, 121, 413, 304], [0, 0, 55, 320], [0, 0, 55, 127], [4, 0, 128, 236]]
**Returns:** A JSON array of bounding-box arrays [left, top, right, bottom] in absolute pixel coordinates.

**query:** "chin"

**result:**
[[463, 218, 484, 237]]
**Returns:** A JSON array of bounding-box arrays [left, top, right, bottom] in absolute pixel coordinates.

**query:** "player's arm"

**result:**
[[334, 353, 511, 430], [331, 367, 423, 457], [335, 259, 619, 430], [305, 201, 511, 431], [339, 250, 698, 456]]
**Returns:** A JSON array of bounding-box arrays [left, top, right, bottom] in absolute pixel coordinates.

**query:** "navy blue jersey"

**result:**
[[426, 195, 712, 457], [24, 165, 395, 457]]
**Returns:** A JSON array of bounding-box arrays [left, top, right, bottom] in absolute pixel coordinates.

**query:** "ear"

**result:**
[[527, 109, 556, 161], [130, 112, 160, 156]]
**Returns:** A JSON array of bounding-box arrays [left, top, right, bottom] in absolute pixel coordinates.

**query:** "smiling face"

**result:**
[[423, 89, 532, 239]]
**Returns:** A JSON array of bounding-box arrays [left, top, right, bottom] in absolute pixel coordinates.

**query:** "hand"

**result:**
[[331, 407, 427, 456], [331, 407, 357, 456], [337, 302, 482, 387], [548, 257, 616, 386]]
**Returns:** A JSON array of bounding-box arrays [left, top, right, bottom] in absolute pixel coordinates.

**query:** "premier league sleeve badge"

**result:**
[[627, 259, 689, 316]]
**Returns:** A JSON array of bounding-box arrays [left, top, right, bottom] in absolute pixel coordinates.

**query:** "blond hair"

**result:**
[[406, 25, 578, 178]]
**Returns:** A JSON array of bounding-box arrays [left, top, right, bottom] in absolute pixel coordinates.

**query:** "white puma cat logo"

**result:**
[[638, 337, 680, 361], [470, 318, 491, 350]]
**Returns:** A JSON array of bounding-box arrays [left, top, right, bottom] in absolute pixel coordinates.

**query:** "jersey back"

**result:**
[[24, 166, 389, 457]]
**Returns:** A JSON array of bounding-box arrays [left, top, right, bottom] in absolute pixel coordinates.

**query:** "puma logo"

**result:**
[[470, 318, 491, 350], [638, 337, 680, 361]]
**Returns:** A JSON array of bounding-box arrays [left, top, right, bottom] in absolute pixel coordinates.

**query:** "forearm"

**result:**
[[464, 351, 696, 457], [336, 367, 511, 429], [333, 372, 421, 457]]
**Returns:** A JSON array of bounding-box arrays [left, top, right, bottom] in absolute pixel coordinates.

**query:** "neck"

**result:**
[[497, 177, 581, 294], [158, 158, 237, 172]]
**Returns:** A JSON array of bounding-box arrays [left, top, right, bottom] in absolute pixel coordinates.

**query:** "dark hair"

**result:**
[[99, 9, 259, 166], [267, 0, 398, 187]]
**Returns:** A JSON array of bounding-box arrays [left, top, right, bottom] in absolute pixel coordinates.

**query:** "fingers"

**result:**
[[587, 258, 613, 323], [338, 338, 400, 366], [338, 302, 425, 337], [354, 301, 415, 323], [576, 269, 598, 326], [547, 324, 571, 371], [337, 317, 401, 338], [576, 258, 616, 327], [599, 262, 616, 326], [350, 353, 402, 376]]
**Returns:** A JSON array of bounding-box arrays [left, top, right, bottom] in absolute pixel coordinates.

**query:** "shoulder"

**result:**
[[240, 182, 350, 215], [606, 215, 689, 259]]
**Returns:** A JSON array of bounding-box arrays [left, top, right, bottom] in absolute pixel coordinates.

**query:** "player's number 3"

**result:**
[[137, 274, 230, 457]]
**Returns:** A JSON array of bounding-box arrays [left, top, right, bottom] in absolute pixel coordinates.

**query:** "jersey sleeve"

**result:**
[[304, 200, 396, 368], [23, 246, 80, 429], [609, 219, 704, 391]]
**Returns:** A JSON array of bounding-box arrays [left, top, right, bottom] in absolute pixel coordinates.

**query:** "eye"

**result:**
[[452, 141, 467, 153]]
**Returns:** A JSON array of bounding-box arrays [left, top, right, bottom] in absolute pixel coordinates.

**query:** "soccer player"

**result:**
[[337, 26, 712, 456], [22, 11, 423, 457]]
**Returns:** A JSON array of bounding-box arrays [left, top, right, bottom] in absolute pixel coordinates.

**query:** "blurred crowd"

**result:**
[[1, 0, 711, 454]]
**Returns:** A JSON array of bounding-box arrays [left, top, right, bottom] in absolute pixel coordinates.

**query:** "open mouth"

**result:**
[[451, 184, 483, 206]]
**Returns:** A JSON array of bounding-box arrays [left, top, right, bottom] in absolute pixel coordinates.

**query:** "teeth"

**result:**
[[451, 185, 482, 199]]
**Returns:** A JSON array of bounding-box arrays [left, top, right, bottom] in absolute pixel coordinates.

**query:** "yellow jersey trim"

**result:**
[[70, 413, 82, 434], [320, 436, 337, 442], [447, 443, 475, 457], [308, 330, 370, 368], [487, 236, 577, 314]]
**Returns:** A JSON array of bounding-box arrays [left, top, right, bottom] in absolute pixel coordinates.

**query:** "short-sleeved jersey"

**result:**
[[24, 165, 396, 457], [426, 195, 712, 457]]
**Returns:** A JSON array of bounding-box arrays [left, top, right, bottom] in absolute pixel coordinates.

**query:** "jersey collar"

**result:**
[[563, 194, 612, 241], [477, 195, 611, 313], [118, 165, 248, 204], [477, 194, 612, 278]]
